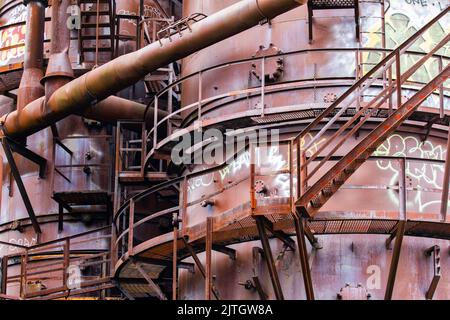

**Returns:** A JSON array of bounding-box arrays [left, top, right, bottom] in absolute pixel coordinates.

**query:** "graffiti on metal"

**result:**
[[0, 4, 26, 66], [373, 134, 447, 212]]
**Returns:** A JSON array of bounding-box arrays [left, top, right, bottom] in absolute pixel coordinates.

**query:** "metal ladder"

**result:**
[[78, 0, 115, 66]]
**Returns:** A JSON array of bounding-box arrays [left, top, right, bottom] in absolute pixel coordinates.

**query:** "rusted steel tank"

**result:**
[[0, 0, 111, 296], [178, 0, 450, 300]]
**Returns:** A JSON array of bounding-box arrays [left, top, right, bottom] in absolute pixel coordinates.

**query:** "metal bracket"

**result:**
[[6, 137, 47, 179], [212, 244, 237, 260], [254, 216, 284, 300], [384, 220, 406, 300], [257, 215, 295, 251], [425, 245, 441, 300], [182, 237, 221, 299]]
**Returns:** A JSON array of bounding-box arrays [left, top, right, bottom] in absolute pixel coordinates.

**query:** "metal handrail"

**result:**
[[114, 147, 449, 262], [293, 7, 449, 196], [293, 7, 450, 145], [142, 46, 450, 170]]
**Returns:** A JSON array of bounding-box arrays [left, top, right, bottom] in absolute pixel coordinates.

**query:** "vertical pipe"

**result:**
[[17, 0, 46, 112]]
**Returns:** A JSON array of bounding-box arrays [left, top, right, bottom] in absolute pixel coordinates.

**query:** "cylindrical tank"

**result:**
[[0, 0, 111, 295], [177, 0, 450, 300]]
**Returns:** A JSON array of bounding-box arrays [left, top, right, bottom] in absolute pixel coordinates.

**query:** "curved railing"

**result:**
[[292, 6, 450, 208], [113, 137, 449, 266], [142, 46, 450, 168]]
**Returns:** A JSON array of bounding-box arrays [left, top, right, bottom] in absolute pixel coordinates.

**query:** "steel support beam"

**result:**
[[257, 215, 295, 251], [1, 256, 8, 295], [172, 216, 178, 300], [425, 245, 441, 300], [182, 237, 220, 300], [255, 216, 284, 300], [1, 138, 41, 234], [130, 258, 167, 300], [113, 279, 135, 300], [212, 244, 237, 260], [293, 213, 315, 300], [384, 220, 406, 300]]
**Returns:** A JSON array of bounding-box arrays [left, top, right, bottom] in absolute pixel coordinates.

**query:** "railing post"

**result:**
[[140, 123, 146, 177], [300, 149, 308, 197], [19, 251, 28, 299], [198, 71, 202, 125], [128, 199, 135, 256], [154, 97, 158, 149], [261, 57, 265, 117], [63, 239, 70, 288], [172, 211, 178, 300], [250, 144, 256, 211], [440, 128, 450, 222], [395, 51, 402, 109], [438, 56, 444, 119], [296, 139, 301, 199], [205, 217, 213, 300], [398, 158, 406, 221], [168, 65, 174, 136], [289, 140, 293, 211]]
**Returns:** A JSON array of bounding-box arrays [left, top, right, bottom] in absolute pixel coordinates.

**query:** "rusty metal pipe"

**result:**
[[17, 0, 46, 111], [81, 96, 170, 124], [1, 0, 304, 138], [42, 0, 74, 100]]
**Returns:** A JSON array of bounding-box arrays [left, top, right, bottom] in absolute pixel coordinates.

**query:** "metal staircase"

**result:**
[[295, 7, 450, 218]]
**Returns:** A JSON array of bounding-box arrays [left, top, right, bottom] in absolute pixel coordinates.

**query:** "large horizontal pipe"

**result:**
[[81, 96, 171, 124], [0, 0, 304, 138], [6, 96, 168, 128]]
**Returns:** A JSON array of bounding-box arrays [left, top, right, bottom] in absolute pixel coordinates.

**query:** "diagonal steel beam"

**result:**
[[255, 216, 284, 300], [384, 220, 406, 300], [130, 258, 167, 300], [182, 237, 220, 300], [7, 137, 47, 178], [1, 138, 41, 234], [257, 215, 295, 251], [293, 212, 315, 300]]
